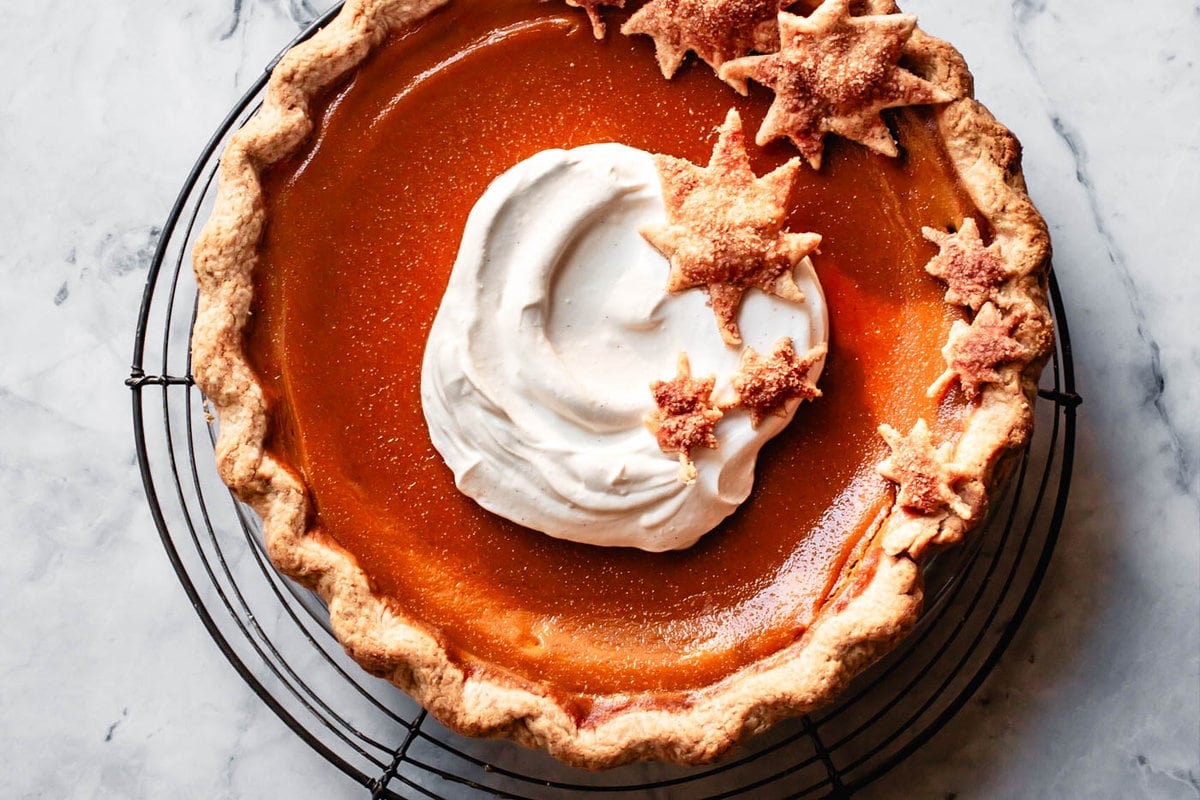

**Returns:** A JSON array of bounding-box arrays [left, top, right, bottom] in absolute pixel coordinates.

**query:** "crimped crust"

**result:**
[[190, 0, 1052, 768]]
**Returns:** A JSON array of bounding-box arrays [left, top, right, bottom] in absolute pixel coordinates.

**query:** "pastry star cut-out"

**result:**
[[564, 0, 626, 39], [640, 108, 822, 346], [645, 353, 725, 484], [621, 0, 781, 92], [719, 0, 956, 169], [923, 218, 1011, 312], [877, 419, 973, 519], [928, 302, 1030, 400], [732, 338, 826, 426]]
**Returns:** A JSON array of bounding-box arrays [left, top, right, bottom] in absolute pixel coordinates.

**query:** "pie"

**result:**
[[191, 0, 1052, 768]]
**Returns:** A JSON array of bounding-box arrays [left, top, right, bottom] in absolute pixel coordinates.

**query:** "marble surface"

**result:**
[[1, 0, 1197, 797]]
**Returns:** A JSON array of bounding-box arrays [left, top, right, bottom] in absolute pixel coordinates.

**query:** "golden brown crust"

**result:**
[[191, 0, 1052, 768]]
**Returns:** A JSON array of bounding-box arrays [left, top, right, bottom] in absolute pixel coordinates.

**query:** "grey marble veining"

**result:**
[[1, 1, 1196, 797]]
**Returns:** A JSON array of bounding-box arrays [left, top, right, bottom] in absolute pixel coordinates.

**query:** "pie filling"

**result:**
[[246, 0, 979, 699]]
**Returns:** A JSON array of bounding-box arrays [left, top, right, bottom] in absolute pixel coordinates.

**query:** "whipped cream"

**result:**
[[421, 144, 828, 551]]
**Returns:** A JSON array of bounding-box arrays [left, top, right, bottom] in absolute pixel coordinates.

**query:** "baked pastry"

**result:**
[[191, 0, 1052, 768]]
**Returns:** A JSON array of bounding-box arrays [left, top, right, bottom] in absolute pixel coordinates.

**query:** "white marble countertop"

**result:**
[[2, 1, 1197, 797]]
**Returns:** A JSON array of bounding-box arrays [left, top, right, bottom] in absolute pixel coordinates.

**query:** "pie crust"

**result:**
[[191, 0, 1052, 768]]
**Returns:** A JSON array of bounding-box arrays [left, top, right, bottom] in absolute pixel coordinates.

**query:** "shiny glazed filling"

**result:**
[[246, 0, 978, 701]]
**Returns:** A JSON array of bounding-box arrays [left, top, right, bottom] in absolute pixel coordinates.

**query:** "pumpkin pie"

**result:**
[[191, 0, 1052, 768]]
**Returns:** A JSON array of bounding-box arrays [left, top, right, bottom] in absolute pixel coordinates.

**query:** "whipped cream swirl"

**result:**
[[421, 144, 827, 551]]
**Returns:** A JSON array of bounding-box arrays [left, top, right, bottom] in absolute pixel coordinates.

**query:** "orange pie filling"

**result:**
[[245, 0, 980, 709]]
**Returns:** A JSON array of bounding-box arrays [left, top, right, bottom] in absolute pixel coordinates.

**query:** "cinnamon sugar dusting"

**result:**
[[929, 302, 1030, 400], [640, 109, 821, 346], [731, 338, 826, 426], [877, 419, 971, 519], [719, 0, 956, 168], [645, 353, 725, 483], [621, 0, 781, 90], [923, 218, 1009, 311]]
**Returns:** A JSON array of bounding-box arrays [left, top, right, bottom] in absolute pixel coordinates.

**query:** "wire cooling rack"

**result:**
[[128, 6, 1080, 797]]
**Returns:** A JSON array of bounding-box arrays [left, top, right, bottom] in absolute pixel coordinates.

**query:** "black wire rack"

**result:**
[[128, 6, 1080, 797]]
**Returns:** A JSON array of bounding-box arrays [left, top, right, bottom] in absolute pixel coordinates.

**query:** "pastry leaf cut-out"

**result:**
[[646, 353, 725, 483], [731, 337, 826, 426], [928, 302, 1030, 400], [877, 419, 972, 518], [719, 0, 956, 168], [922, 218, 1010, 312], [565, 0, 626, 38], [621, 0, 781, 91], [641, 108, 822, 346]]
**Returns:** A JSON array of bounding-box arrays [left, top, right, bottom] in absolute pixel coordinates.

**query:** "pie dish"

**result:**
[[191, 0, 1052, 768]]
